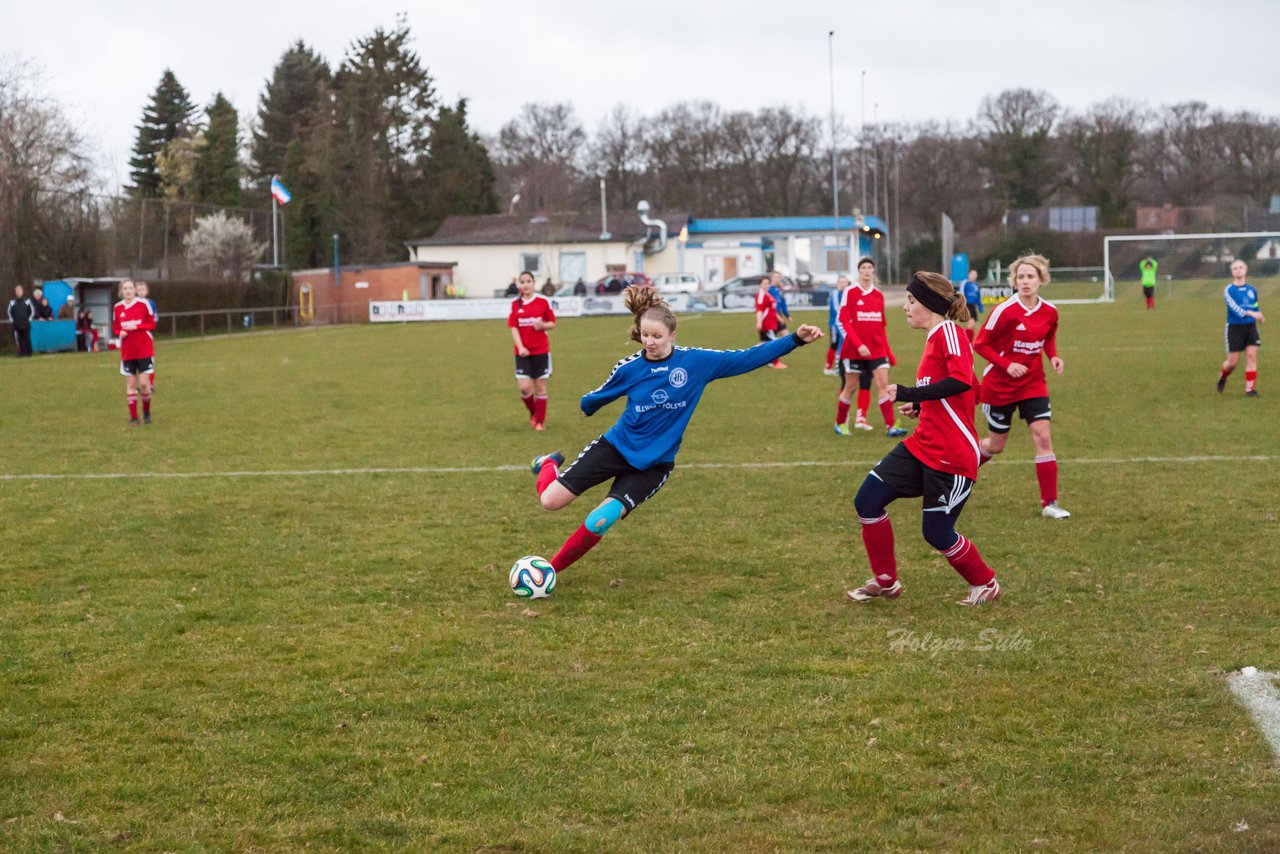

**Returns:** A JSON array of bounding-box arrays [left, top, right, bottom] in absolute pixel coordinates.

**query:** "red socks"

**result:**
[[533, 395, 547, 426], [535, 457, 559, 496], [141, 394, 151, 416], [551, 525, 602, 572], [1035, 454, 1057, 507], [1245, 370, 1257, 393], [858, 513, 897, 586], [878, 395, 895, 428], [520, 392, 535, 415], [836, 396, 851, 425], [856, 389, 870, 422], [1145, 296, 1154, 310], [127, 394, 138, 420], [825, 348, 836, 370], [942, 535, 995, 586]]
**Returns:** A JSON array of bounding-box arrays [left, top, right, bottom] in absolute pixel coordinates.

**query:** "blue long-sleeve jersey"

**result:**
[[1225, 283, 1260, 325], [962, 279, 983, 313], [827, 288, 844, 348], [580, 333, 804, 469]]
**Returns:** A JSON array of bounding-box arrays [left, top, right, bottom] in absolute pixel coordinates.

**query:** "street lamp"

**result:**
[[828, 30, 838, 231], [509, 193, 520, 215]]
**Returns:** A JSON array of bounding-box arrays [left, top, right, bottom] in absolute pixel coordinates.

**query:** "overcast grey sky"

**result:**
[[6, 0, 1278, 191]]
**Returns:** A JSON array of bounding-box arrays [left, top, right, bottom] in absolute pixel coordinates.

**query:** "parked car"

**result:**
[[651, 272, 702, 294], [594, 272, 652, 294], [717, 275, 801, 295]]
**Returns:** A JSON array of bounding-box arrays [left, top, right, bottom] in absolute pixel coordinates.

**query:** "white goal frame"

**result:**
[[1103, 231, 1280, 303]]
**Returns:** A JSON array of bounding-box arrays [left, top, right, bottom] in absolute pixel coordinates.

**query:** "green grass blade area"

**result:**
[[1, 281, 1277, 851]]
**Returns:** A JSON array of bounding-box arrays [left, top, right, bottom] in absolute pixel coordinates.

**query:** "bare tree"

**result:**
[[494, 102, 587, 213], [977, 88, 1062, 208], [0, 56, 103, 285], [1061, 99, 1148, 227], [1152, 101, 1224, 205], [588, 105, 651, 215]]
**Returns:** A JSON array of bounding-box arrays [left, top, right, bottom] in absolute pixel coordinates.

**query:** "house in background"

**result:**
[[406, 210, 888, 294], [292, 261, 456, 324]]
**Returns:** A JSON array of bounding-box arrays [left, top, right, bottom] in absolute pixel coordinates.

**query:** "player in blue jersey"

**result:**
[[768, 271, 792, 334], [824, 276, 845, 375], [526, 286, 822, 576], [1217, 260, 1265, 397], [961, 268, 983, 343]]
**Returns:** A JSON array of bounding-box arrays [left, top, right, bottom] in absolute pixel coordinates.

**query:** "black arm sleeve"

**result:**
[[895, 377, 971, 403], [789, 330, 809, 347]]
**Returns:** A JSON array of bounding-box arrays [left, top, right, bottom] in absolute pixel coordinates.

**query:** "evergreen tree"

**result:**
[[251, 41, 331, 185], [423, 98, 497, 234], [193, 93, 242, 207], [129, 69, 197, 198], [332, 16, 437, 261]]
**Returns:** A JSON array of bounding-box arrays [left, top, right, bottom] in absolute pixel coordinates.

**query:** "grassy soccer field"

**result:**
[[1, 280, 1277, 852]]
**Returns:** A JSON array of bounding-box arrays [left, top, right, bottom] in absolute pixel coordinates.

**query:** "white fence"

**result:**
[[368, 289, 833, 323]]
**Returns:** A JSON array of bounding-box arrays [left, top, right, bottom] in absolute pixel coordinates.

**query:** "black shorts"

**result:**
[[119, 357, 154, 377], [841, 357, 889, 374], [870, 443, 974, 517], [558, 436, 674, 512], [1226, 323, 1261, 352], [759, 329, 778, 343], [1142, 286, 1155, 298], [982, 396, 1051, 434], [514, 352, 552, 379]]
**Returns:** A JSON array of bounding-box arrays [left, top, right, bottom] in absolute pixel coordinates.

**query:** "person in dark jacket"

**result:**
[[8, 286, 34, 356], [30, 287, 54, 320]]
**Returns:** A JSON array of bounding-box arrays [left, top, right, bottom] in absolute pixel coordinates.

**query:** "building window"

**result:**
[[632, 251, 644, 273], [559, 251, 586, 285], [520, 253, 542, 275], [825, 248, 850, 273]]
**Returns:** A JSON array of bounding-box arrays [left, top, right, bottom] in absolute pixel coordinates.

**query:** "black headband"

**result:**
[[906, 276, 954, 316]]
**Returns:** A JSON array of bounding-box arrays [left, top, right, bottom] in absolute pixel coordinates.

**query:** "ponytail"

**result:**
[[623, 286, 676, 343], [909, 271, 969, 322]]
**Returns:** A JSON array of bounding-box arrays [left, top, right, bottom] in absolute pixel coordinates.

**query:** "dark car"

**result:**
[[594, 272, 652, 294]]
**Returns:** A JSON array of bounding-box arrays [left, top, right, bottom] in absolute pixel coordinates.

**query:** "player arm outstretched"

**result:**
[[709, 326, 822, 379]]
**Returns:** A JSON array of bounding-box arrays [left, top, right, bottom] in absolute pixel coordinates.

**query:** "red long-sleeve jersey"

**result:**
[[113, 299, 156, 361]]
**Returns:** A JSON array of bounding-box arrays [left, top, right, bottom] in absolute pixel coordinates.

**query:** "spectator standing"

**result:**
[[32, 287, 54, 321], [58, 297, 75, 320], [8, 286, 34, 356]]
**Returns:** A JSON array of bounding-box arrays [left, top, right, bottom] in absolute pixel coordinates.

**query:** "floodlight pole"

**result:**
[[860, 71, 867, 216], [828, 31, 838, 232]]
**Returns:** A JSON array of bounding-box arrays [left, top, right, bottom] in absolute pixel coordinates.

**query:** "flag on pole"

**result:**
[[271, 176, 292, 205]]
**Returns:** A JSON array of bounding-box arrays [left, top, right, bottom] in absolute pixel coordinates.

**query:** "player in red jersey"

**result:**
[[833, 257, 904, 437], [508, 271, 557, 431], [135, 281, 158, 390], [755, 276, 786, 369], [973, 254, 1069, 519], [112, 280, 156, 425], [847, 271, 999, 606]]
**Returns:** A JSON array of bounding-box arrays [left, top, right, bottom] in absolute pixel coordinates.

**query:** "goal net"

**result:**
[[1104, 231, 1280, 303]]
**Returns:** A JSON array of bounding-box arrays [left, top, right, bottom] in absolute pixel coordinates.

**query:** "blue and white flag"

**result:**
[[270, 177, 292, 205]]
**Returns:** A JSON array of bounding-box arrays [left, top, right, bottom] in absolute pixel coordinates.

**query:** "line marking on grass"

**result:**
[[0, 454, 1275, 481], [1226, 668, 1280, 763]]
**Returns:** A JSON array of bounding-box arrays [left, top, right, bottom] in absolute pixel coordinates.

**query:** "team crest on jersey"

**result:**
[[669, 367, 688, 388], [651, 388, 669, 404]]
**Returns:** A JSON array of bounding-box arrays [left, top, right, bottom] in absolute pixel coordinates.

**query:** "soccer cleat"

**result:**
[[854, 418, 874, 431], [1041, 502, 1071, 520], [530, 451, 564, 475], [885, 426, 907, 438], [1216, 376, 1227, 393], [1246, 390, 1260, 398], [769, 361, 789, 369], [129, 418, 140, 427], [958, 579, 1001, 606], [142, 413, 152, 425], [846, 578, 902, 602], [834, 421, 851, 436]]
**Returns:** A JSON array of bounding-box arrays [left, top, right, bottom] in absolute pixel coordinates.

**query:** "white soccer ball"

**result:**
[[509, 555, 556, 599]]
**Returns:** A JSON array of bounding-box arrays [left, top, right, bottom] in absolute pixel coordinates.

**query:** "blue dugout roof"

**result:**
[[687, 215, 889, 236]]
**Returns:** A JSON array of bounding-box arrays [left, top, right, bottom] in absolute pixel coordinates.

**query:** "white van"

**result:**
[[652, 273, 702, 294]]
